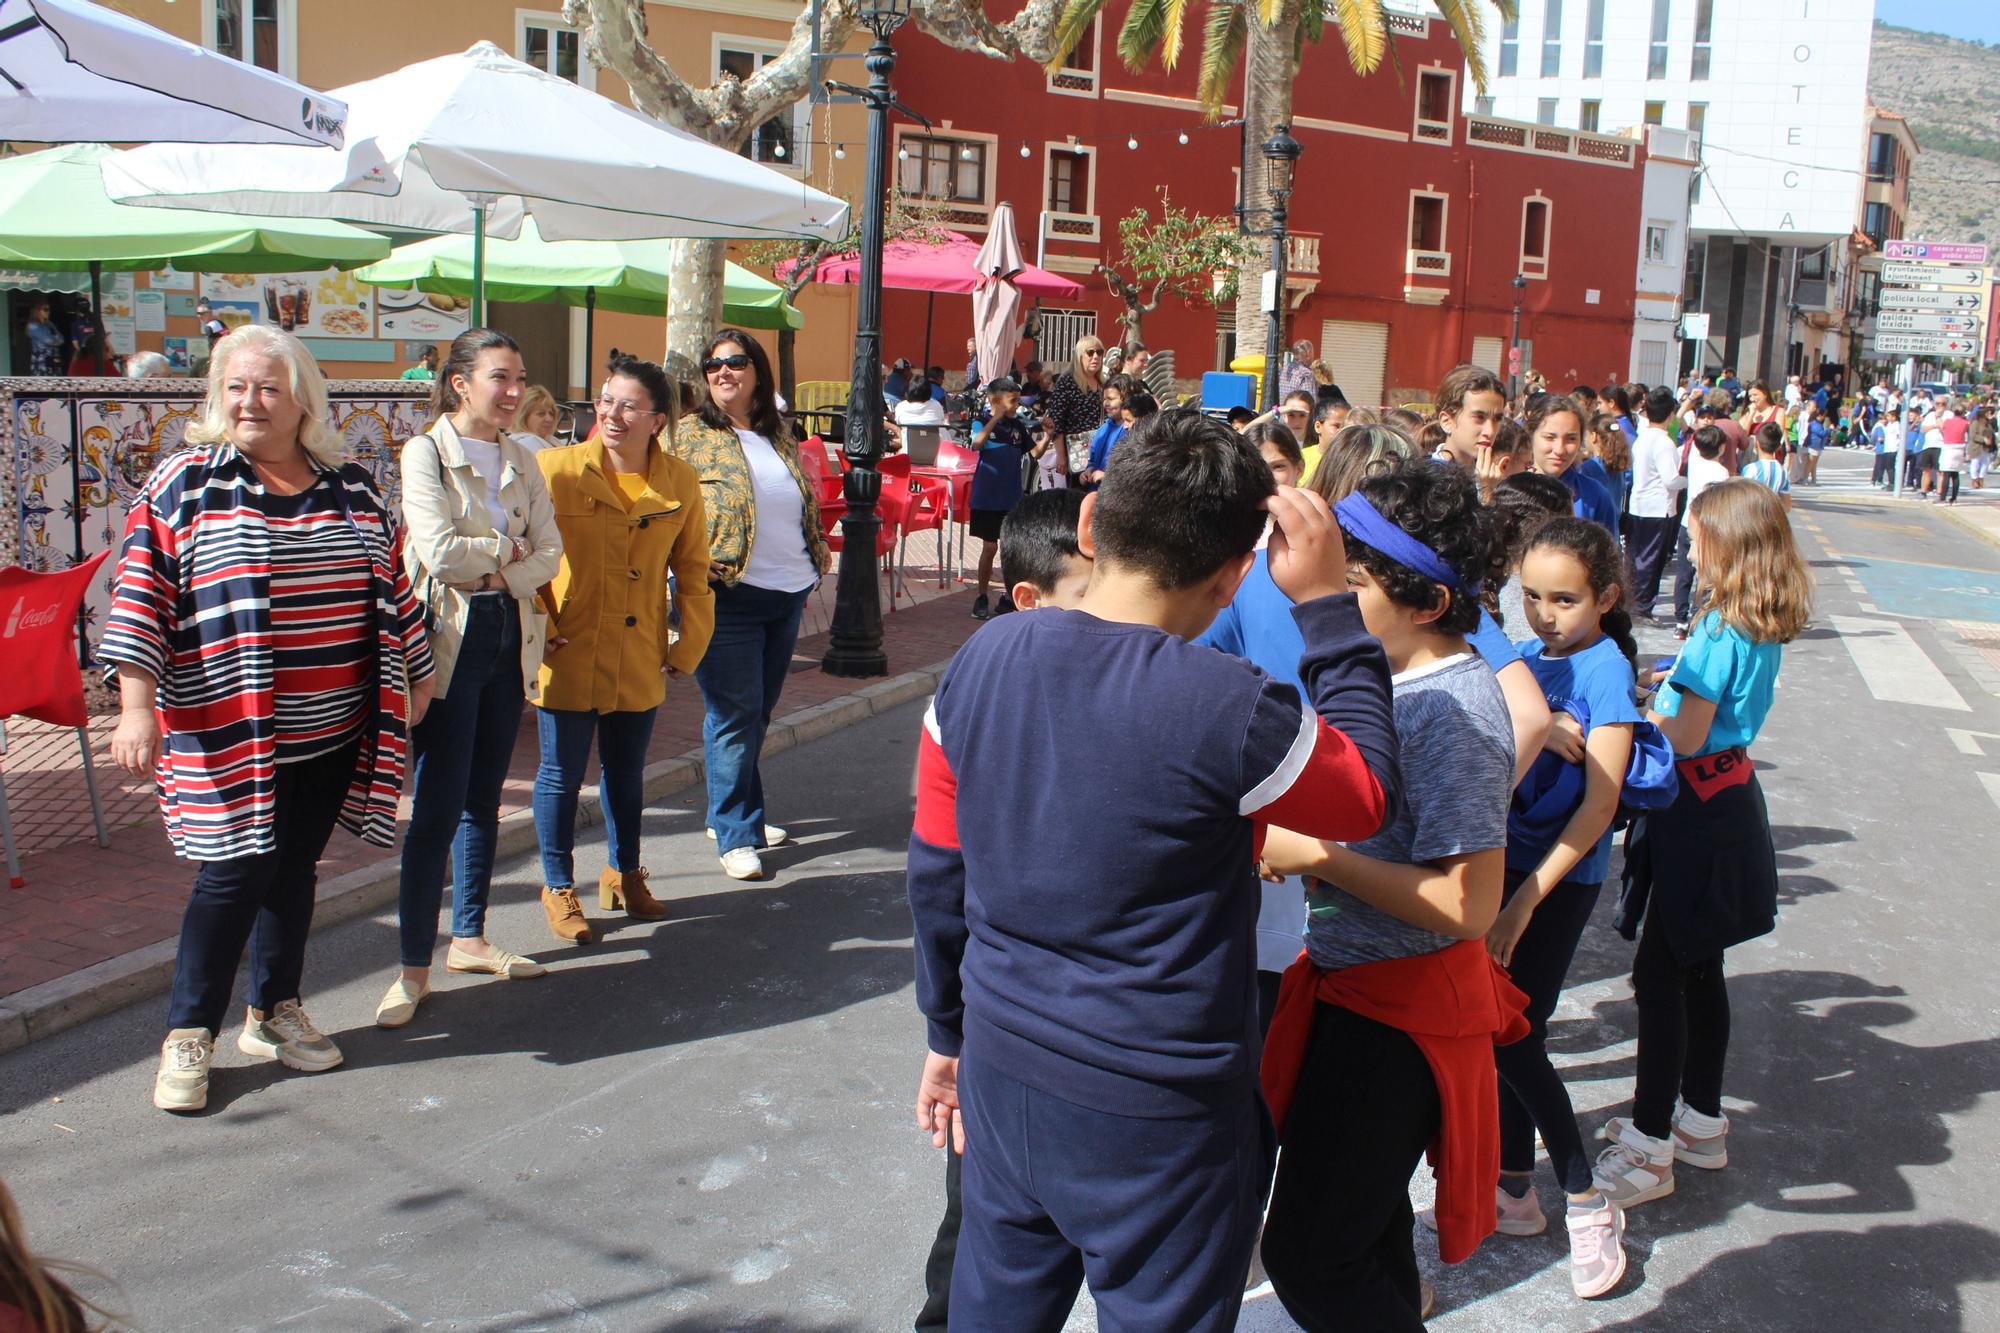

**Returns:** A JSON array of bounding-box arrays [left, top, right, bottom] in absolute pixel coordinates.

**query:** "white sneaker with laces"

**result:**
[[1599, 1099, 1730, 1169], [154, 1027, 213, 1112], [1566, 1195, 1627, 1298], [1594, 1123, 1675, 1208], [719, 846, 765, 881], [238, 998, 343, 1072]]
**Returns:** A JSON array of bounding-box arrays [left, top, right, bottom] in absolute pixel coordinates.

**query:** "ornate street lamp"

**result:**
[[1508, 272, 1529, 400], [1260, 125, 1302, 411], [821, 0, 911, 678]]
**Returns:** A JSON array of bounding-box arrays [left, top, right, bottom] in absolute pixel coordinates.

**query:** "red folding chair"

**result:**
[[821, 469, 912, 612], [0, 552, 112, 888], [798, 435, 847, 530]]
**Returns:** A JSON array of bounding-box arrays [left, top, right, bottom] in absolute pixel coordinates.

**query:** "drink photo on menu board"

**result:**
[[201, 270, 376, 338]]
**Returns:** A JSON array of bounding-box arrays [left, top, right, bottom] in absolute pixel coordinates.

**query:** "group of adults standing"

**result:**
[[105, 321, 829, 1113]]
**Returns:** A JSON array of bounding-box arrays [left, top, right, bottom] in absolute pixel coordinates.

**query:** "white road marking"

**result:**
[[1947, 729, 2000, 756], [1980, 772, 2000, 813], [1829, 615, 1970, 711]]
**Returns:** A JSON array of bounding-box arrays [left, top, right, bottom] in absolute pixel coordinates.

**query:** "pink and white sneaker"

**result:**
[[1566, 1195, 1627, 1298]]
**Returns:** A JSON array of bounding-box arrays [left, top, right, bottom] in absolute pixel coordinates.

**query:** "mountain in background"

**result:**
[[1868, 22, 2000, 245]]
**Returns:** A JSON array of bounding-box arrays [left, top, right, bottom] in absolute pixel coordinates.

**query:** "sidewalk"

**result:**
[[0, 569, 983, 1052]]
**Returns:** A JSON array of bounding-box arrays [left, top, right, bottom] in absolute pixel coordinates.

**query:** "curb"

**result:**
[[1936, 503, 2000, 554], [1811, 488, 2000, 553], [0, 661, 948, 1058]]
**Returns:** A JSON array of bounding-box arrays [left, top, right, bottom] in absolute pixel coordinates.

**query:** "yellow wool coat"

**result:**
[[535, 437, 714, 714]]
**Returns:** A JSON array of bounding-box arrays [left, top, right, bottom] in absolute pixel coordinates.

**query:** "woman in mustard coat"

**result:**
[[532, 354, 714, 944]]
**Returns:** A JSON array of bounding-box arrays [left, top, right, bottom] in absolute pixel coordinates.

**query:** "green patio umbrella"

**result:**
[[0, 143, 392, 373], [357, 216, 803, 380]]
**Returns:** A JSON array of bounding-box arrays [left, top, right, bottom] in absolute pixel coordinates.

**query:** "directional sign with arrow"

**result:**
[[1876, 310, 1981, 334], [1869, 332, 1981, 356], [1881, 262, 1987, 287], [1879, 289, 1984, 312]]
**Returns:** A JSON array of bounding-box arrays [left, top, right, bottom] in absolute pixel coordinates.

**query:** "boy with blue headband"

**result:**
[[1259, 458, 1529, 1329]]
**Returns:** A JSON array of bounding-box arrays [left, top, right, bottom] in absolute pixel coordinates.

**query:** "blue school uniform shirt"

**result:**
[[1506, 635, 1641, 884], [1085, 419, 1127, 476], [1871, 423, 1893, 454], [1655, 610, 1783, 757], [1558, 465, 1621, 533], [1468, 609, 1521, 673], [970, 414, 1035, 512]]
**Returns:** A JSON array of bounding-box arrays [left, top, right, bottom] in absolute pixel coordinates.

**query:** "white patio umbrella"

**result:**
[[103, 41, 849, 324], [0, 0, 347, 147]]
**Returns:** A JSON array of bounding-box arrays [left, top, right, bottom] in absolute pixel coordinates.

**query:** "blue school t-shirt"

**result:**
[[970, 414, 1035, 512], [1468, 609, 1521, 673], [1655, 610, 1783, 757], [1507, 634, 1641, 883]]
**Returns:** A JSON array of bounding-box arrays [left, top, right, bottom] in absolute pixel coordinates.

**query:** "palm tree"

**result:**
[[1049, 0, 1513, 358]]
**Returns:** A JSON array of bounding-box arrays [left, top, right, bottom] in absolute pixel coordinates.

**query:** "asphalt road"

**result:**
[[5, 446, 1998, 1331]]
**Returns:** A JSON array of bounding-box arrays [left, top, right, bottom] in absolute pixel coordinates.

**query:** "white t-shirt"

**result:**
[[458, 435, 507, 526], [1687, 452, 1731, 507], [734, 429, 820, 594], [894, 399, 946, 427], [1629, 424, 1685, 518]]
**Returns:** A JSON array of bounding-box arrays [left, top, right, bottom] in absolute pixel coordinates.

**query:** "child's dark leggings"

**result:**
[[1940, 470, 1962, 503], [1630, 901, 1730, 1141], [1495, 872, 1602, 1194]]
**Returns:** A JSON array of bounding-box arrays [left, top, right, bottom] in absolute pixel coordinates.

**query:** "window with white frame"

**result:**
[[1046, 147, 1091, 216], [717, 38, 809, 170], [519, 11, 591, 88], [1498, 17, 1519, 78], [1691, 0, 1713, 79], [1580, 99, 1601, 132], [1536, 98, 1558, 126], [1521, 197, 1551, 278], [1414, 68, 1455, 144], [1540, 0, 1563, 78], [1645, 222, 1672, 265], [899, 133, 990, 206], [1584, 0, 1605, 77], [205, 0, 293, 76], [1408, 191, 1449, 279], [1647, 0, 1670, 79], [1048, 16, 1100, 96]]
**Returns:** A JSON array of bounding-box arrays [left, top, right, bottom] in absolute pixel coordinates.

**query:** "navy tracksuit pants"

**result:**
[[950, 1051, 1275, 1332]]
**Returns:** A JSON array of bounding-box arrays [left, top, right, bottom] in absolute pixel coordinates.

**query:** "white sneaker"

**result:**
[[719, 847, 765, 881], [1593, 1123, 1675, 1208], [238, 998, 343, 1072], [707, 824, 788, 848], [1599, 1101, 1730, 1169], [1566, 1195, 1627, 1298], [154, 1027, 213, 1112]]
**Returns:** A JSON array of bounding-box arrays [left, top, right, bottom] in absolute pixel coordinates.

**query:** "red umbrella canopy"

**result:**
[[782, 229, 1083, 300]]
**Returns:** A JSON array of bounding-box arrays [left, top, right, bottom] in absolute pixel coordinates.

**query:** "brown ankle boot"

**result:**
[[598, 865, 669, 920], [541, 887, 595, 945]]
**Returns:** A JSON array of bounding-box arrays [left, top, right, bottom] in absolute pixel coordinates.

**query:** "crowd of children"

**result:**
[[910, 359, 1815, 1329]]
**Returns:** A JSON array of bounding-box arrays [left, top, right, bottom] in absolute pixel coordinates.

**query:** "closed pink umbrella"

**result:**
[[972, 202, 1029, 391]]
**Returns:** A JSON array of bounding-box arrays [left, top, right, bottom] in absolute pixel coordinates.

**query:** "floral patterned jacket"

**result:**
[[670, 415, 828, 587]]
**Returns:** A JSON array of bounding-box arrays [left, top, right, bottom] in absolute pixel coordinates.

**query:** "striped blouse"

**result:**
[[259, 478, 377, 761], [100, 445, 434, 861]]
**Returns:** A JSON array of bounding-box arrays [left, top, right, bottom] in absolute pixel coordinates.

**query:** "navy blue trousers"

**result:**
[[953, 1053, 1274, 1332]]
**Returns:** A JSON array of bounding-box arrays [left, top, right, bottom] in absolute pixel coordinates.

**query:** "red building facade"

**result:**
[[877, 10, 1655, 405]]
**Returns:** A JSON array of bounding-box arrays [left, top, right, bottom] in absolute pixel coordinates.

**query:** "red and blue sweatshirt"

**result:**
[[909, 593, 1402, 1118]]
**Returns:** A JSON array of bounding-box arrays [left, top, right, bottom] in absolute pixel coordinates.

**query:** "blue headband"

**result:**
[[1334, 492, 1476, 596]]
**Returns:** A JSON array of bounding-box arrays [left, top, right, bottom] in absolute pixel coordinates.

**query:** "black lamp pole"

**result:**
[[1508, 272, 1529, 401], [1259, 126, 1302, 411], [821, 1, 908, 678]]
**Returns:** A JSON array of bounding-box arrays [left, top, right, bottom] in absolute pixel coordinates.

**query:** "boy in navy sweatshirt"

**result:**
[[908, 409, 1403, 1331]]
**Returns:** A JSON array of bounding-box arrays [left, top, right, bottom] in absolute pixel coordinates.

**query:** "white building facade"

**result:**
[[1468, 0, 1874, 384]]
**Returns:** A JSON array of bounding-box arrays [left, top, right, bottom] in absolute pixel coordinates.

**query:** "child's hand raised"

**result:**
[[1264, 485, 1348, 605]]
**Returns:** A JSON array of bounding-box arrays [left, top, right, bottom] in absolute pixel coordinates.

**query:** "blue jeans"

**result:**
[[694, 580, 811, 853], [532, 705, 656, 888], [396, 597, 525, 966]]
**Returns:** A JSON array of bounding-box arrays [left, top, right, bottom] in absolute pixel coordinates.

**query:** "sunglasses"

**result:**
[[703, 353, 752, 374]]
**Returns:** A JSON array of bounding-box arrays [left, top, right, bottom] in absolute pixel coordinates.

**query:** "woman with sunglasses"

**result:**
[[672, 331, 831, 881], [531, 354, 714, 945], [1038, 336, 1107, 489]]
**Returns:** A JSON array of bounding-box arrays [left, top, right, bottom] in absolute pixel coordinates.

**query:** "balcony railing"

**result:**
[[1045, 210, 1100, 243], [1466, 115, 1637, 168], [1288, 232, 1322, 277], [1407, 248, 1452, 279]]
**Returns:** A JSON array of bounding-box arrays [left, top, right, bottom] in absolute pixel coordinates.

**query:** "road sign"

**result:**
[[1868, 332, 1981, 356], [1680, 312, 1710, 342], [1882, 241, 1989, 265], [1875, 310, 1981, 334], [1881, 262, 1987, 288], [1878, 288, 1984, 312]]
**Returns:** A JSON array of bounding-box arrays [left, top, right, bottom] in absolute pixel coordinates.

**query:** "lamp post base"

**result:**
[[820, 472, 890, 679]]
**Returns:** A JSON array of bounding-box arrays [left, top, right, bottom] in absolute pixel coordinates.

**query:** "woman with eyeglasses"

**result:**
[[530, 353, 714, 945], [1038, 335, 1107, 490], [672, 330, 831, 882]]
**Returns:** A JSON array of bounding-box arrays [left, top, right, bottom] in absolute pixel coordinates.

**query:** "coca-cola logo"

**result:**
[[2, 597, 64, 638], [300, 97, 346, 148]]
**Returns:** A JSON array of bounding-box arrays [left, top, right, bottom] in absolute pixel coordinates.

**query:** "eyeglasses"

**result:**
[[1080, 349, 1103, 358], [703, 353, 752, 374], [596, 394, 659, 419]]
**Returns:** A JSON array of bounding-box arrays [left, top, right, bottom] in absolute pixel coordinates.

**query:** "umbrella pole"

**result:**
[[90, 261, 106, 375], [922, 292, 934, 371], [584, 286, 595, 396], [470, 200, 488, 327]]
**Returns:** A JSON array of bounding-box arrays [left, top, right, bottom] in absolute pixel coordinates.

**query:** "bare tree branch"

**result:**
[[914, 0, 1067, 63]]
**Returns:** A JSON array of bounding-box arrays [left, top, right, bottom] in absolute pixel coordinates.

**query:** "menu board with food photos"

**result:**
[[374, 287, 472, 339], [199, 269, 377, 339]]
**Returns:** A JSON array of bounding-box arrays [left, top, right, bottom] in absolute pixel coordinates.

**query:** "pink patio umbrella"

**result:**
[[971, 202, 1029, 391]]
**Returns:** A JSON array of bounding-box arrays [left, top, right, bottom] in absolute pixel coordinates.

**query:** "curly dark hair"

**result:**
[[1522, 516, 1639, 669], [1341, 459, 1501, 636]]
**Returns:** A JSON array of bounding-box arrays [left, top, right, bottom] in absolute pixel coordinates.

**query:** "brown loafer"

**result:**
[[541, 886, 595, 945], [598, 865, 669, 921]]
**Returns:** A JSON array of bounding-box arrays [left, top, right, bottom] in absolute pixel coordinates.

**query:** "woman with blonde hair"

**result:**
[[103, 326, 434, 1112], [517, 383, 562, 449], [1, 1175, 109, 1331], [1038, 335, 1107, 489]]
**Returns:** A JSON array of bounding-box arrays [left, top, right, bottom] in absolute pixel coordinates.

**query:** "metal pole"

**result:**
[[470, 200, 488, 328], [584, 285, 596, 393], [1508, 283, 1523, 402], [89, 260, 105, 375], [1263, 196, 1289, 411], [822, 21, 899, 678]]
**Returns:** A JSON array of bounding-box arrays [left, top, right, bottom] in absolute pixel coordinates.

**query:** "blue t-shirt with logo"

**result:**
[[1655, 610, 1783, 757], [970, 414, 1036, 512], [1506, 634, 1641, 883]]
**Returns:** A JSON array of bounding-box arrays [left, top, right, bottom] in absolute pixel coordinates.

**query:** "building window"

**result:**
[[1410, 192, 1448, 257], [1799, 247, 1828, 282], [519, 11, 589, 87], [719, 40, 809, 169], [1047, 147, 1090, 215], [1690, 0, 1713, 79], [208, 0, 290, 75], [1687, 103, 1706, 136], [1415, 68, 1455, 144], [1537, 98, 1559, 126], [1863, 201, 1894, 247], [900, 134, 988, 206], [1580, 100, 1601, 132], [1475, 96, 1496, 116], [1645, 222, 1671, 264], [1644, 101, 1665, 126], [1499, 17, 1519, 78], [1048, 15, 1100, 95], [1867, 132, 1897, 182], [1648, 0, 1670, 80], [1521, 197, 1552, 278], [1584, 0, 1605, 78], [1540, 0, 1563, 78]]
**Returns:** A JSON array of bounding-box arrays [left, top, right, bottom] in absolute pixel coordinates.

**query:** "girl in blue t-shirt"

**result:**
[[1485, 517, 1639, 1300], [1594, 479, 1812, 1213]]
